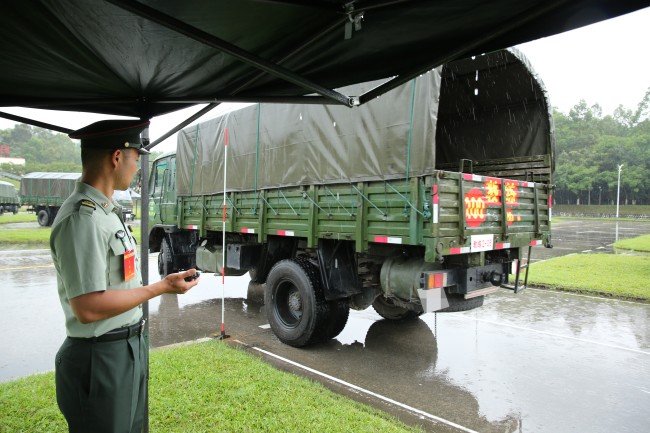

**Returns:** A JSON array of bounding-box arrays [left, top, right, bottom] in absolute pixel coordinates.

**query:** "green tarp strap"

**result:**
[[404, 78, 417, 215], [254, 104, 261, 214], [190, 124, 199, 196]]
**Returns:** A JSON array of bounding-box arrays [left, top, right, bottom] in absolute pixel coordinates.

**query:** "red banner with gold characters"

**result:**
[[463, 176, 523, 227], [464, 188, 486, 228]]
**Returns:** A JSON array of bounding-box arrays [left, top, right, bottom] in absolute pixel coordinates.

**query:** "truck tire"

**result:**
[[437, 294, 484, 312], [248, 267, 261, 283], [324, 300, 350, 340], [37, 209, 50, 227], [158, 237, 174, 277], [372, 296, 422, 321], [12, 205, 18, 214], [265, 257, 329, 347]]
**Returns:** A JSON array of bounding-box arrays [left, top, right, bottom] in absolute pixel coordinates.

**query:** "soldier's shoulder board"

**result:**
[[80, 199, 96, 210], [79, 199, 97, 215]]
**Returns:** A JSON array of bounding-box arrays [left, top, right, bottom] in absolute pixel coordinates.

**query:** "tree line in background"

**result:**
[[1, 87, 649, 204], [0, 123, 163, 191], [0, 123, 81, 173], [553, 87, 650, 205]]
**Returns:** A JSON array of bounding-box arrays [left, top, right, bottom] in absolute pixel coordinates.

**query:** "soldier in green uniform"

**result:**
[[50, 119, 200, 433]]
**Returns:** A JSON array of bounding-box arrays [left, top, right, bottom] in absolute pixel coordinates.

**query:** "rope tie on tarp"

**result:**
[[302, 190, 328, 216], [385, 181, 425, 218], [324, 186, 354, 217], [350, 183, 386, 217], [189, 124, 200, 196]]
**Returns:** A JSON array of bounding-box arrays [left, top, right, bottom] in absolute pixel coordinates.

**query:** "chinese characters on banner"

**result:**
[[464, 177, 522, 228]]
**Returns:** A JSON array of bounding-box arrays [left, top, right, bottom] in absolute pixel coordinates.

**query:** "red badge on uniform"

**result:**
[[124, 249, 135, 281]]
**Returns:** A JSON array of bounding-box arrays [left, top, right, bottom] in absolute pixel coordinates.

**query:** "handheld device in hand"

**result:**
[[184, 271, 201, 282]]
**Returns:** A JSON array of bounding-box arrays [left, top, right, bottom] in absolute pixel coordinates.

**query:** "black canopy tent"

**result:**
[[1, 1, 649, 122], [2, 1, 649, 429]]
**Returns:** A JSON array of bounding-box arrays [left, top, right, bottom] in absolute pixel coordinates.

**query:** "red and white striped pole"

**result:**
[[218, 127, 230, 340]]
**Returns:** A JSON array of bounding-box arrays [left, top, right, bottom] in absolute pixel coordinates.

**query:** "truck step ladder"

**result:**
[[501, 245, 532, 294]]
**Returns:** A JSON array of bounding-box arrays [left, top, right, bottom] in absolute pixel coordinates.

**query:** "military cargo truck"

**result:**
[[0, 180, 20, 215], [20, 172, 79, 226], [113, 189, 135, 221], [148, 48, 554, 347]]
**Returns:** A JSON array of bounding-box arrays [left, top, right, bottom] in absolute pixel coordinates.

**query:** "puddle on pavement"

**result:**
[[319, 288, 650, 433]]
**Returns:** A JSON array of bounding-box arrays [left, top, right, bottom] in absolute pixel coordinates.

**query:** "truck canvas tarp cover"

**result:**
[[20, 173, 80, 199], [0, 181, 18, 200], [177, 48, 554, 195]]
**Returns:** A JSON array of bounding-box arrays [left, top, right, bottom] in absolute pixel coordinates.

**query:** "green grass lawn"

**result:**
[[612, 233, 650, 252], [0, 212, 35, 224], [0, 227, 51, 246], [527, 253, 650, 300], [0, 226, 141, 246], [0, 341, 422, 433]]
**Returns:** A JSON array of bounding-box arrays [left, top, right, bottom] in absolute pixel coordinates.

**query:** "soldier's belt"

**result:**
[[69, 318, 145, 343]]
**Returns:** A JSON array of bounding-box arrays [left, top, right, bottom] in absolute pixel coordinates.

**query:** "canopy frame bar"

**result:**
[[0, 111, 73, 134], [148, 11, 350, 149], [104, 0, 355, 107], [359, 0, 570, 104]]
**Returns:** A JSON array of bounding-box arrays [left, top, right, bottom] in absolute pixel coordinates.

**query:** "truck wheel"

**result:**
[[248, 267, 261, 283], [372, 296, 422, 321], [324, 300, 350, 340], [158, 238, 174, 277], [12, 205, 18, 214], [37, 210, 50, 227], [265, 257, 329, 347], [437, 294, 484, 312]]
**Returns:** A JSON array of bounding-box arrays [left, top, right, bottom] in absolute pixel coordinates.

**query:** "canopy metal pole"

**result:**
[[140, 125, 151, 433], [0, 111, 72, 134], [147, 103, 219, 150]]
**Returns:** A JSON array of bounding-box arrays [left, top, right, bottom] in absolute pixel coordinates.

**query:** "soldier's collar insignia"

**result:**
[[80, 199, 96, 210], [101, 202, 109, 208]]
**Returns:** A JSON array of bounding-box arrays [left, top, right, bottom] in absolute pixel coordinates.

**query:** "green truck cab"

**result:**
[[148, 48, 553, 347]]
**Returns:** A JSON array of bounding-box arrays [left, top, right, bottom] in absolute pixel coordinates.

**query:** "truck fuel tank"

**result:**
[[196, 240, 248, 276], [380, 256, 440, 304]]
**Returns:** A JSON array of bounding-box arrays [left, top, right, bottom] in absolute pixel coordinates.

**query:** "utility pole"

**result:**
[[616, 164, 623, 218]]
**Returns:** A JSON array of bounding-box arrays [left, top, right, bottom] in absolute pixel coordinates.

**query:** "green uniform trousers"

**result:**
[[55, 334, 147, 433]]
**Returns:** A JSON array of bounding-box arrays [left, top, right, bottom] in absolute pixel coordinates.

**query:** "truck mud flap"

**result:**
[[317, 239, 362, 301]]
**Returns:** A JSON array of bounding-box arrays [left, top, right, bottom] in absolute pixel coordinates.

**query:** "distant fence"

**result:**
[[554, 205, 650, 219]]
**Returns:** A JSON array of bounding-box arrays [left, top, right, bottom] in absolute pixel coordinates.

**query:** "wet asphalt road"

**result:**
[[1, 218, 649, 433]]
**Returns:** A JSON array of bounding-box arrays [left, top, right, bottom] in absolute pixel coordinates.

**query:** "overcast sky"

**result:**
[[1, 6, 649, 153]]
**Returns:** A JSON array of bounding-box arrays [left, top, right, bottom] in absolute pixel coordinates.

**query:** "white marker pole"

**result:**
[[219, 127, 229, 339]]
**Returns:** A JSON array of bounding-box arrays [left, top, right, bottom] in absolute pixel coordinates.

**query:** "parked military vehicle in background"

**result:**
[[148, 48, 554, 347], [20, 172, 79, 226], [113, 189, 135, 221], [0, 180, 20, 215]]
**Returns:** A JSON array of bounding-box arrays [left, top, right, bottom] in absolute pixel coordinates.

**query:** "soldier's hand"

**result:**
[[164, 268, 200, 294]]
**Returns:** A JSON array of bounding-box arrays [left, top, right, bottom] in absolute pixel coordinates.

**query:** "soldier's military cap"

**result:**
[[69, 119, 150, 154]]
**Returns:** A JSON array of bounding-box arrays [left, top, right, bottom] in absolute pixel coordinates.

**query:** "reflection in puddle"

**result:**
[[148, 275, 266, 348], [321, 288, 649, 433], [327, 313, 522, 432]]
